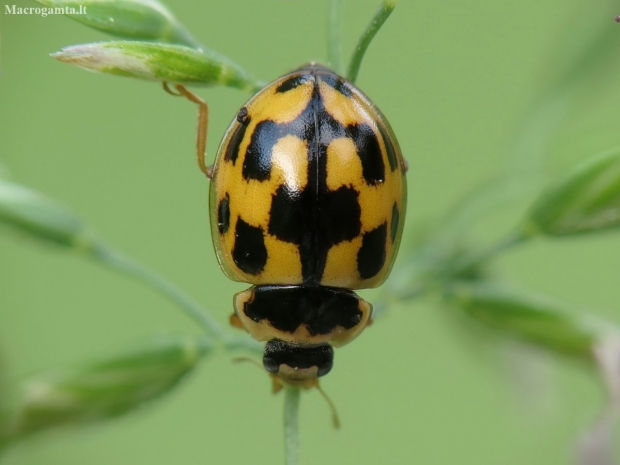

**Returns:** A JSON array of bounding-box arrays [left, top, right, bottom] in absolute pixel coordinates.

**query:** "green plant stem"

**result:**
[[87, 242, 262, 354], [346, 1, 396, 83], [284, 386, 301, 465], [328, 0, 344, 74], [382, 230, 528, 308], [447, 231, 528, 279]]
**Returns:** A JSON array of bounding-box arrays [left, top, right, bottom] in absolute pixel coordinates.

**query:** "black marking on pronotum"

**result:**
[[377, 122, 399, 172], [347, 124, 385, 185], [357, 223, 388, 279], [320, 73, 353, 98], [244, 285, 363, 335], [217, 194, 230, 235], [232, 218, 267, 275], [390, 202, 400, 244], [263, 340, 333, 377], [276, 74, 310, 93], [236, 106, 249, 124], [224, 115, 251, 165]]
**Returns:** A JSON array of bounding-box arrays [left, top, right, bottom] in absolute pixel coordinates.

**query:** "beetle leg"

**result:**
[[229, 312, 244, 329], [162, 82, 213, 179], [270, 375, 283, 394]]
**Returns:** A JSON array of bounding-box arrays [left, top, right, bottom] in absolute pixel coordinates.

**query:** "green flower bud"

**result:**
[[0, 180, 93, 249], [523, 148, 620, 237], [52, 41, 259, 91], [449, 284, 607, 358], [4, 336, 211, 443], [35, 0, 200, 48]]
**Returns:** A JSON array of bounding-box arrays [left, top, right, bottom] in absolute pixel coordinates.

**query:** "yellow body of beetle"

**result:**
[[209, 63, 407, 387]]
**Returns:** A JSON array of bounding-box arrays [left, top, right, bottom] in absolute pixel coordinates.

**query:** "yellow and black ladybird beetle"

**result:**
[[208, 63, 407, 390]]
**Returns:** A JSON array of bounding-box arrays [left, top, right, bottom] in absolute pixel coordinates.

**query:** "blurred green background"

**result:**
[[2, 0, 620, 463]]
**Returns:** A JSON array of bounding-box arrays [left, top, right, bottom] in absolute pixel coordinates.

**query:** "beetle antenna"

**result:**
[[316, 384, 341, 429]]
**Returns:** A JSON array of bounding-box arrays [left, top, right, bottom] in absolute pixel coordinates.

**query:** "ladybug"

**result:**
[[169, 63, 407, 390]]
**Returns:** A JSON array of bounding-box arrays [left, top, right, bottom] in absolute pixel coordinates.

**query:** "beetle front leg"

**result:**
[[163, 82, 213, 179]]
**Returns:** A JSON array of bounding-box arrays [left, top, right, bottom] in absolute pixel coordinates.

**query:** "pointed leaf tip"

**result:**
[[523, 148, 620, 237], [450, 284, 607, 358], [5, 336, 212, 442], [0, 179, 92, 249], [52, 41, 258, 90]]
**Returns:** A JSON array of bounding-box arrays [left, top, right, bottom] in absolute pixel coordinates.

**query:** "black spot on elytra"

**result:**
[[318, 186, 361, 245], [224, 115, 250, 165], [263, 340, 333, 377], [347, 124, 385, 185], [243, 120, 283, 181], [357, 223, 387, 280], [320, 74, 353, 97], [232, 218, 267, 275], [245, 285, 363, 335], [268, 184, 308, 244], [217, 194, 230, 235], [377, 123, 398, 172], [276, 74, 310, 93], [390, 202, 400, 244]]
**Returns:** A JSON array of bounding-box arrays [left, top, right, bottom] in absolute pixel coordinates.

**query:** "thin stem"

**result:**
[[448, 230, 528, 279], [87, 243, 226, 338], [380, 230, 529, 309], [346, 1, 396, 83], [328, 0, 344, 74], [90, 243, 226, 338], [283, 386, 301, 465]]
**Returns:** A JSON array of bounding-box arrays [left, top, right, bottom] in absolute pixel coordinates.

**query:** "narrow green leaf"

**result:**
[[346, 1, 397, 83], [0, 179, 94, 249], [52, 41, 260, 91], [35, 0, 201, 49], [448, 284, 608, 358], [4, 336, 212, 443], [522, 147, 620, 237], [504, 16, 620, 193]]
